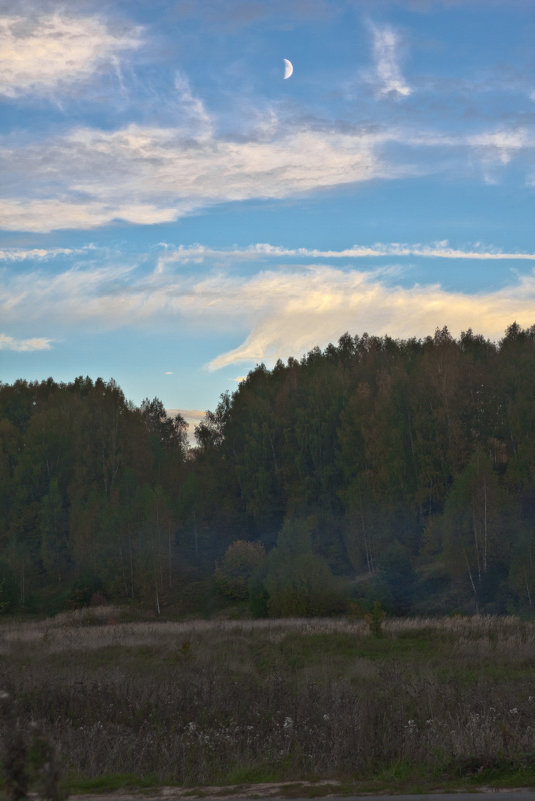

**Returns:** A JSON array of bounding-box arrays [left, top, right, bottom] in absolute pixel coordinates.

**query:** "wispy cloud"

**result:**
[[157, 240, 535, 268], [370, 23, 412, 97], [0, 245, 96, 262], [3, 260, 535, 369], [0, 13, 142, 98], [0, 333, 53, 351], [468, 128, 531, 165], [0, 264, 136, 329], [3, 110, 533, 233], [0, 123, 387, 232], [205, 268, 535, 369], [0, 197, 183, 232], [174, 72, 213, 139]]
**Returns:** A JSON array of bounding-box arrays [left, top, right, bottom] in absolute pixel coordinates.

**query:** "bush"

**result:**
[[365, 600, 386, 637], [0, 691, 64, 801], [67, 573, 106, 609], [264, 519, 347, 617], [215, 541, 266, 602]]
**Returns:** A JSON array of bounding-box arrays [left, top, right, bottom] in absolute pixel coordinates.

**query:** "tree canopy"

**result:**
[[3, 324, 535, 615]]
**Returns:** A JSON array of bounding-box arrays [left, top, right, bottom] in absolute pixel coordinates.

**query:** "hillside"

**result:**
[[2, 324, 535, 616]]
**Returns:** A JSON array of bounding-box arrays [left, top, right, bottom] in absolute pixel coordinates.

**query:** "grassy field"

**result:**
[[1, 608, 535, 795]]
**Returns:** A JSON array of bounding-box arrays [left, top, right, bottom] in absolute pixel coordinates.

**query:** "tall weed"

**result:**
[[1, 615, 535, 786]]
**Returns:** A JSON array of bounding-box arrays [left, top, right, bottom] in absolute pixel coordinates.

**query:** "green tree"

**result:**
[[373, 542, 416, 615], [264, 519, 345, 616], [441, 449, 513, 611], [215, 540, 266, 601]]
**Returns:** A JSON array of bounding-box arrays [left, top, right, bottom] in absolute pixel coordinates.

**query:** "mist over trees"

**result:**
[[3, 323, 535, 616]]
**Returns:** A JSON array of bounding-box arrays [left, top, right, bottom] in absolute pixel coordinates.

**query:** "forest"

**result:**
[[2, 322, 535, 618]]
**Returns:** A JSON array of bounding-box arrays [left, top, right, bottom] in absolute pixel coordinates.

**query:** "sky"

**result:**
[[1, 0, 535, 430]]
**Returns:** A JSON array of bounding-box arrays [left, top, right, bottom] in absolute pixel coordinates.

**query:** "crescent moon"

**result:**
[[283, 58, 293, 80]]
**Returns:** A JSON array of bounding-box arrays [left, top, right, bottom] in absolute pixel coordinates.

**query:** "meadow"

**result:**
[[1, 609, 535, 796]]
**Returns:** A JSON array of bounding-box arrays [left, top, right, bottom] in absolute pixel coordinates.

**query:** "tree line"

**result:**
[[2, 323, 535, 616]]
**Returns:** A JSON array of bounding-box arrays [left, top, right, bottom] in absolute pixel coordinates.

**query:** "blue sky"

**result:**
[[1, 0, 534, 429]]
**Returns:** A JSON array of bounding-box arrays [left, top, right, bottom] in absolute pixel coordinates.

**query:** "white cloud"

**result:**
[[0, 13, 141, 97], [0, 264, 136, 327], [157, 240, 535, 266], [0, 123, 387, 232], [0, 333, 52, 351], [370, 23, 412, 98], [1, 95, 533, 232], [3, 259, 535, 370], [0, 245, 95, 262], [174, 72, 213, 139], [468, 128, 531, 165], [206, 267, 535, 369], [0, 197, 184, 232]]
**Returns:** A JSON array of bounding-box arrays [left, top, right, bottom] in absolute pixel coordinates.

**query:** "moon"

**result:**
[[283, 58, 293, 80]]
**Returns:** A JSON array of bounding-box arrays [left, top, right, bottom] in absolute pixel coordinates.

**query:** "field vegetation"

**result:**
[[1, 609, 535, 795]]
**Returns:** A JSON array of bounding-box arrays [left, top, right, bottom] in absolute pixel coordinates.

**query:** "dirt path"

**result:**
[[69, 781, 342, 801], [69, 783, 535, 801]]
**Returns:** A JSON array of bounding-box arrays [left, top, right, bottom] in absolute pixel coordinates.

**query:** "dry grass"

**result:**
[[1, 609, 529, 652], [1, 612, 535, 789]]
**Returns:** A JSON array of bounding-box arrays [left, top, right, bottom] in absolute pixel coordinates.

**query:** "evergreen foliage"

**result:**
[[3, 324, 535, 615]]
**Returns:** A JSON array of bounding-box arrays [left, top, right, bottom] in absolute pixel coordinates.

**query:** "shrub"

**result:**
[[365, 600, 386, 637], [215, 541, 266, 602], [0, 691, 64, 801], [264, 519, 346, 617], [67, 573, 106, 609]]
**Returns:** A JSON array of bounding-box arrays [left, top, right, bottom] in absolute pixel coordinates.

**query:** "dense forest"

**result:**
[[3, 323, 535, 617]]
